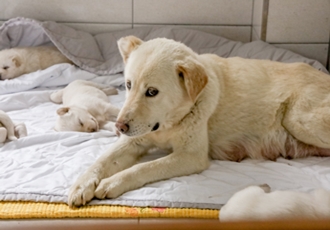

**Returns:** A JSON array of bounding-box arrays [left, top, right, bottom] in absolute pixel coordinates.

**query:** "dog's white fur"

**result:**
[[220, 185, 330, 221], [68, 36, 330, 207], [0, 110, 27, 143], [0, 46, 72, 80], [50, 80, 120, 133]]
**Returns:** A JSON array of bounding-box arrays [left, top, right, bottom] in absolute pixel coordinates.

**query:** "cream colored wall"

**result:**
[[0, 0, 329, 68], [253, 0, 329, 67]]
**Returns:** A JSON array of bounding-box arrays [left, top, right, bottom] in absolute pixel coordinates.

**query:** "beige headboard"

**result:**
[[0, 0, 329, 69]]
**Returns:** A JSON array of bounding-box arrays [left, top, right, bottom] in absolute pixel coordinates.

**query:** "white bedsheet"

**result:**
[[0, 64, 330, 209]]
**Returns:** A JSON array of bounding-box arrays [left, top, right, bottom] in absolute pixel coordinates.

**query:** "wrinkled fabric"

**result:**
[[0, 18, 329, 209]]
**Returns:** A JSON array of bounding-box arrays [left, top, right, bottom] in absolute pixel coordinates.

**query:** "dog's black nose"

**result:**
[[115, 121, 129, 133], [152, 122, 159, 131]]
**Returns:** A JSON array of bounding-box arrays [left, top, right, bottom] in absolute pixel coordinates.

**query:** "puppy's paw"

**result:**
[[14, 123, 27, 138], [68, 176, 99, 208], [94, 176, 128, 199], [102, 122, 118, 134], [50, 90, 63, 104]]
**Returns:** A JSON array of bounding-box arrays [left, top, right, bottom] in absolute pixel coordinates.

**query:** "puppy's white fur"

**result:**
[[51, 80, 120, 133], [0, 46, 72, 80], [220, 185, 330, 221], [0, 110, 27, 143], [68, 36, 330, 207]]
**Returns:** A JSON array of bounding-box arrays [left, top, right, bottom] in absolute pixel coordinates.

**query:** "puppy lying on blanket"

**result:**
[[220, 185, 330, 221], [0, 110, 27, 143], [0, 46, 72, 80], [50, 80, 120, 133], [68, 36, 330, 207]]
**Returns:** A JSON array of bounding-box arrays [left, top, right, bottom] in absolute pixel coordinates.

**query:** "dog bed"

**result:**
[[0, 17, 329, 219]]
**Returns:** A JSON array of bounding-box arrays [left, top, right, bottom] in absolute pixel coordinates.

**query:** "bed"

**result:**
[[1, 16, 330, 228]]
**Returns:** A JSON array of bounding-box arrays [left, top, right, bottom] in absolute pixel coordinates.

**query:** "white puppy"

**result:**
[[68, 36, 330, 207], [0, 46, 73, 80], [0, 110, 27, 143], [50, 80, 120, 133], [220, 185, 330, 221]]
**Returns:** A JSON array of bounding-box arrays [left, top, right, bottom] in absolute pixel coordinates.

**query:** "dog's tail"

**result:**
[[0, 110, 17, 141]]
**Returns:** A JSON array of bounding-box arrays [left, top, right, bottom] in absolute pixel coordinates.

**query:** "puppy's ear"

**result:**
[[11, 56, 21, 67], [177, 60, 208, 102], [57, 107, 70, 116], [117, 36, 143, 64]]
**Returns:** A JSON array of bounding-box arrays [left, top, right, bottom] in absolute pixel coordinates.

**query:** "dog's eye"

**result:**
[[178, 71, 184, 79], [79, 120, 83, 126], [3, 66, 9, 70], [146, 87, 159, 97], [126, 81, 131, 90]]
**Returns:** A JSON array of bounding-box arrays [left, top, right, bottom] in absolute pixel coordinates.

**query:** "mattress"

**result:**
[[0, 17, 329, 219]]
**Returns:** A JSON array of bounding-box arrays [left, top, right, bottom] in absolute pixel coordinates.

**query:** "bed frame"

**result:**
[[0, 0, 330, 228]]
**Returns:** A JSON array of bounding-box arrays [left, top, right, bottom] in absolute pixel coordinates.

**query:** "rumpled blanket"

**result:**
[[0, 18, 329, 210]]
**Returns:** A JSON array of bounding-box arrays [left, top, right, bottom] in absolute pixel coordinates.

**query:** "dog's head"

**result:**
[[54, 106, 99, 132], [0, 50, 23, 80], [116, 36, 208, 137]]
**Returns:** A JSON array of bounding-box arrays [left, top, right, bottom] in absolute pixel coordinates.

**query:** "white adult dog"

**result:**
[[220, 185, 330, 221], [50, 80, 120, 133], [0, 110, 27, 143], [68, 36, 330, 207], [0, 46, 72, 80]]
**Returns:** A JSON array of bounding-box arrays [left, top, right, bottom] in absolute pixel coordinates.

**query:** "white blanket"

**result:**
[[1, 64, 330, 210]]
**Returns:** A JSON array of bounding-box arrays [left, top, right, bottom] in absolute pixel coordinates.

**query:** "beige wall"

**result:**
[[253, 0, 329, 68], [0, 0, 329, 68]]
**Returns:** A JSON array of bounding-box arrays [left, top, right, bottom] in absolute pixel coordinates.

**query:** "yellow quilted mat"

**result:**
[[0, 201, 219, 219]]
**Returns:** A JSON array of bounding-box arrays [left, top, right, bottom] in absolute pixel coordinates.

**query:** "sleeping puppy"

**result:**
[[68, 36, 330, 207], [0, 46, 73, 80], [0, 110, 27, 143], [220, 185, 330, 221], [50, 80, 120, 133]]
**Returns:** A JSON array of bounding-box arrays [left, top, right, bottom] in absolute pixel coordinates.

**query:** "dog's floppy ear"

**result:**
[[11, 56, 21, 67], [177, 60, 208, 102], [117, 36, 143, 64], [57, 107, 70, 116]]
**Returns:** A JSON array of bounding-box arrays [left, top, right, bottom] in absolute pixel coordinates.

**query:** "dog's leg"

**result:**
[[68, 135, 150, 207], [77, 80, 118, 96], [283, 103, 330, 155], [50, 89, 64, 104], [94, 128, 210, 199], [0, 127, 7, 143], [94, 149, 210, 199], [0, 111, 17, 141]]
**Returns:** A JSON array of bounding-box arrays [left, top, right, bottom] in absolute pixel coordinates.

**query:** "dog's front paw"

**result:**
[[94, 175, 129, 199], [68, 176, 99, 207]]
